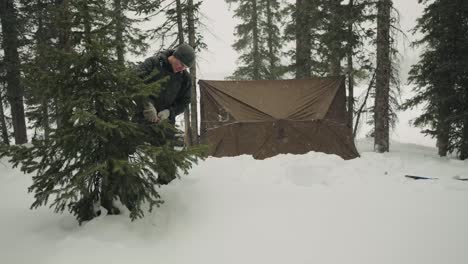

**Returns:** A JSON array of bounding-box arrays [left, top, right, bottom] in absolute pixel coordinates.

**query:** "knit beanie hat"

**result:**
[[173, 43, 196, 67]]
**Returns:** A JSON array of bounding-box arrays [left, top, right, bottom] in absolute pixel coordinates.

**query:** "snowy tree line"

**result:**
[[1, 0, 467, 157], [225, 0, 468, 159]]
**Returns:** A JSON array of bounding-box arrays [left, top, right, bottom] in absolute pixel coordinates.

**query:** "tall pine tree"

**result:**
[[344, 0, 377, 130], [0, 91, 8, 144], [403, 0, 468, 159], [226, 0, 284, 80], [374, 0, 392, 152], [293, 0, 312, 78], [284, 0, 376, 133], [319, 0, 347, 76], [353, 0, 401, 146], [21, 0, 56, 140], [0, 0, 27, 144], [0, 30, 11, 144]]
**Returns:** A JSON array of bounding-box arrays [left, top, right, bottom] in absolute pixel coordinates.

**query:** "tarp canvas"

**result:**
[[199, 77, 359, 160]]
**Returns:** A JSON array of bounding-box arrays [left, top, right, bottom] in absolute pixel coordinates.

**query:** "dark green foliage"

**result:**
[[283, 0, 318, 78], [20, 1, 56, 139], [402, 0, 468, 159], [318, 0, 347, 75], [226, 0, 285, 80], [283, 0, 375, 78], [0, 0, 207, 223], [282, 0, 389, 135], [258, 0, 284, 79], [20, 0, 158, 139]]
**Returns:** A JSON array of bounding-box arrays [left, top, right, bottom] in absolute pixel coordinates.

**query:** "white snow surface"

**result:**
[[1, 139, 468, 264]]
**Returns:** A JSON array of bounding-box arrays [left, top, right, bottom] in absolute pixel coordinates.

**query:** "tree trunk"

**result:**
[[175, 0, 192, 146], [347, 0, 354, 129], [199, 84, 206, 142], [457, 82, 468, 159], [347, 50, 354, 129], [42, 99, 50, 140], [83, 2, 118, 215], [252, 0, 260, 80], [374, 0, 391, 153], [460, 115, 468, 160], [0, 0, 28, 144], [187, 0, 198, 144], [436, 84, 450, 157], [0, 93, 10, 145], [295, 0, 312, 79], [175, 0, 185, 44], [265, 0, 276, 79]]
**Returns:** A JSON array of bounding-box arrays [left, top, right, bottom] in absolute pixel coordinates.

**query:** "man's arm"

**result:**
[[134, 55, 160, 122]]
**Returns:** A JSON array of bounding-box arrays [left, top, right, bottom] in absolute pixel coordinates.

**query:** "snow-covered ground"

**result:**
[[1, 138, 467, 264]]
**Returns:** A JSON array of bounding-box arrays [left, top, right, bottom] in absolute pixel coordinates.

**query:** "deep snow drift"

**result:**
[[1, 138, 467, 264]]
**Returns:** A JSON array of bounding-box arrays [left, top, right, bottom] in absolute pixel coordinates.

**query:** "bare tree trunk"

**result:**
[[436, 88, 450, 156], [42, 99, 50, 139], [461, 80, 468, 159], [252, 0, 260, 80], [347, 0, 354, 128], [347, 51, 354, 128], [187, 0, 198, 144], [265, 0, 276, 79], [0, 93, 10, 144], [295, 0, 312, 79], [175, 0, 192, 146], [374, 0, 391, 153], [460, 115, 468, 160], [0, 0, 28, 144], [199, 84, 206, 142]]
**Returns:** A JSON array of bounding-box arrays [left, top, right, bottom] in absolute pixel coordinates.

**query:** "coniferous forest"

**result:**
[[0, 0, 467, 223]]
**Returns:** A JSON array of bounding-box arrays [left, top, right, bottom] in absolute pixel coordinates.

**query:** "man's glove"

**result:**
[[143, 103, 159, 123], [157, 109, 170, 121]]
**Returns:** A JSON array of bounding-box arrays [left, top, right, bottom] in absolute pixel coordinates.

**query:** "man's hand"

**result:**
[[157, 109, 170, 121], [143, 103, 159, 123]]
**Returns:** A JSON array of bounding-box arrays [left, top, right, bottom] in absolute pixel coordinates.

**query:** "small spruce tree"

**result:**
[[1, 0, 206, 224]]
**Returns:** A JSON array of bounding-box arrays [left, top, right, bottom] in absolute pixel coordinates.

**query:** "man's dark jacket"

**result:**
[[137, 50, 191, 124]]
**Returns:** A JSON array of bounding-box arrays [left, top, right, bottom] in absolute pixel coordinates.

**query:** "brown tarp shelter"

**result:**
[[199, 76, 359, 160]]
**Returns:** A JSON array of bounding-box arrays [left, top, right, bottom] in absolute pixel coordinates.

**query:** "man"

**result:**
[[136, 43, 195, 184], [137, 43, 195, 125]]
